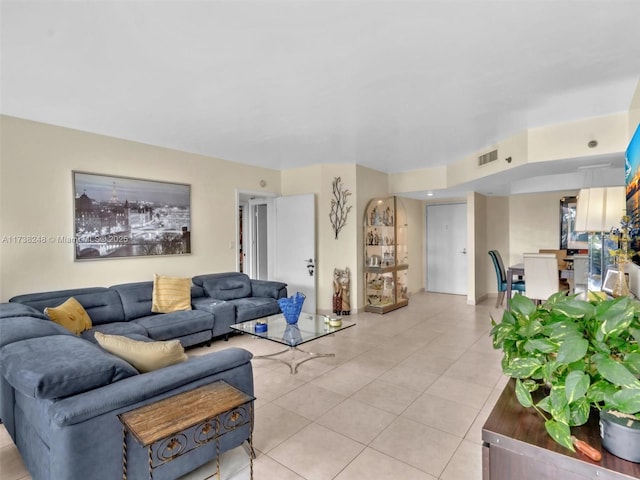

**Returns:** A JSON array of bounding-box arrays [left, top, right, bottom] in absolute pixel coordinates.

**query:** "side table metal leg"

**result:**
[[122, 425, 127, 480], [216, 438, 221, 479], [250, 434, 254, 480], [148, 446, 153, 480]]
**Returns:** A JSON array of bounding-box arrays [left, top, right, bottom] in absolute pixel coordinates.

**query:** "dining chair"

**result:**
[[489, 250, 525, 307], [523, 253, 561, 302]]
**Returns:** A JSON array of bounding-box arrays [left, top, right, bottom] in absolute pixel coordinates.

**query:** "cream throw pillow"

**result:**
[[151, 274, 192, 313], [44, 297, 93, 335], [94, 332, 188, 373]]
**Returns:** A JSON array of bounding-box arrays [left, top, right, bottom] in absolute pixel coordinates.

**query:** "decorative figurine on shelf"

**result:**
[[383, 206, 391, 226], [332, 267, 351, 315]]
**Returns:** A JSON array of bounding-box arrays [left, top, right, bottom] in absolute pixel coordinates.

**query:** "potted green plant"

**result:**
[[490, 292, 640, 462]]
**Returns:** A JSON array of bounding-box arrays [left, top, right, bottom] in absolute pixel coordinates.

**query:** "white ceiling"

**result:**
[[2, 1, 640, 198]]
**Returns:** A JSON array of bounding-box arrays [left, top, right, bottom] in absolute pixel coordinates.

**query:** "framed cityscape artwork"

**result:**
[[72, 171, 191, 260]]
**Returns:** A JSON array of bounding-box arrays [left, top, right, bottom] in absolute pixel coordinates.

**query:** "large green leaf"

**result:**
[[545, 321, 581, 341], [588, 380, 619, 404], [500, 309, 516, 325], [545, 420, 574, 451], [515, 379, 534, 408], [593, 354, 640, 388], [625, 352, 640, 375], [610, 388, 640, 414], [556, 337, 588, 364], [595, 295, 630, 319], [524, 338, 557, 354], [565, 371, 590, 403], [543, 360, 559, 383], [510, 294, 536, 316], [549, 386, 570, 424], [599, 306, 635, 338], [537, 395, 552, 413], [503, 357, 543, 378], [551, 300, 593, 320], [490, 323, 516, 348], [568, 397, 591, 426], [518, 319, 544, 338]]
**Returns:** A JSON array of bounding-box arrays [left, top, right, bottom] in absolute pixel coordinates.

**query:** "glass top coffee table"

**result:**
[[230, 313, 355, 374]]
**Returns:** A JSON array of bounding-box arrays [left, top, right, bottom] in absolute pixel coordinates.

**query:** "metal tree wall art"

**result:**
[[329, 177, 352, 239]]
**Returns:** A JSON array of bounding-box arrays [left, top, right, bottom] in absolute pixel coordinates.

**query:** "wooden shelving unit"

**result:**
[[363, 196, 408, 314]]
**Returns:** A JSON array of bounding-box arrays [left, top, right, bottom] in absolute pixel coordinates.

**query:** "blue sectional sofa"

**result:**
[[0, 272, 287, 480], [0, 303, 253, 480], [192, 272, 288, 338]]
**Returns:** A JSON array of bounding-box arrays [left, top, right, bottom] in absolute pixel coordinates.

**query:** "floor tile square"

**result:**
[[370, 416, 462, 477], [316, 397, 397, 444], [268, 423, 365, 480]]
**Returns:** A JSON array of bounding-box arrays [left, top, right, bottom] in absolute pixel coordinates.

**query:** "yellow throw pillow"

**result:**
[[44, 297, 93, 335], [151, 274, 192, 313], [94, 332, 188, 373]]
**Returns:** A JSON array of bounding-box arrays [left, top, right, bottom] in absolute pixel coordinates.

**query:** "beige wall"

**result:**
[[0, 117, 424, 311], [485, 196, 510, 294], [528, 113, 629, 163], [507, 190, 578, 267], [470, 192, 488, 303], [0, 116, 282, 301], [281, 164, 360, 313], [389, 112, 629, 197]]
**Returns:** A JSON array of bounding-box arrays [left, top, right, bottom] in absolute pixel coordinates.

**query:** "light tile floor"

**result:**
[[0, 292, 509, 480]]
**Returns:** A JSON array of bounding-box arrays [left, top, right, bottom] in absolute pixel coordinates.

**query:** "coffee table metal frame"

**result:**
[[230, 313, 355, 374]]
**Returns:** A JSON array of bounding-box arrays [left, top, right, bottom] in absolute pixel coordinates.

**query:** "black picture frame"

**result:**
[[73, 171, 191, 260]]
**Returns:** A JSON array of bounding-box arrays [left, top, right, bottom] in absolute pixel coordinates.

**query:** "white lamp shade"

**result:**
[[574, 186, 626, 232]]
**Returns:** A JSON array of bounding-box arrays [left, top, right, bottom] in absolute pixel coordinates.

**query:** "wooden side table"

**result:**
[[119, 381, 254, 480], [483, 379, 640, 480]]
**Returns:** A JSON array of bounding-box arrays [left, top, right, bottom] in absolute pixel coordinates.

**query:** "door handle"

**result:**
[[461, 248, 467, 254]]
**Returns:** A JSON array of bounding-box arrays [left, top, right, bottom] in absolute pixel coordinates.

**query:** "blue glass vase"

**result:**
[[278, 292, 306, 324]]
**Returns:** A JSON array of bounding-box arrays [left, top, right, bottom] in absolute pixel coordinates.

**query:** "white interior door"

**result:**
[[274, 194, 316, 313], [427, 203, 468, 295]]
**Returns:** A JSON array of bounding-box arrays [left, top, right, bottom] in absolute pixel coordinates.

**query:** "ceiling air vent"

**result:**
[[478, 149, 498, 166]]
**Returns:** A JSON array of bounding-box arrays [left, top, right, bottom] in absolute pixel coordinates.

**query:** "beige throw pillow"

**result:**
[[94, 332, 188, 373], [151, 274, 192, 313], [44, 297, 93, 335]]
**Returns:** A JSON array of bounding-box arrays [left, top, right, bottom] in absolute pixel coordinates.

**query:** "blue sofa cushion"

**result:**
[[1, 336, 138, 399], [80, 322, 149, 344], [192, 272, 253, 300], [231, 297, 283, 322], [0, 302, 48, 320], [109, 281, 156, 321], [0, 316, 73, 348], [111, 282, 203, 321], [9, 287, 126, 325], [132, 310, 214, 341], [251, 279, 288, 299]]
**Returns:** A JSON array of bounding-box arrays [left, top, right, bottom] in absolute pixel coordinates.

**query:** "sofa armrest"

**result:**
[[250, 279, 288, 299], [48, 347, 253, 427], [0, 316, 72, 349]]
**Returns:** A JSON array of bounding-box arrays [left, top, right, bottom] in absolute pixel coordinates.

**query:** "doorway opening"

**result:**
[[237, 191, 274, 280]]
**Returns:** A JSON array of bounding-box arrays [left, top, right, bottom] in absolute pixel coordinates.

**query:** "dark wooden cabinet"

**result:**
[[482, 379, 640, 480]]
